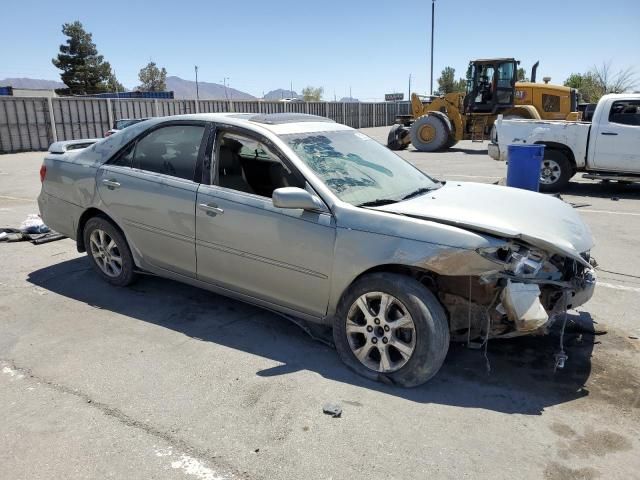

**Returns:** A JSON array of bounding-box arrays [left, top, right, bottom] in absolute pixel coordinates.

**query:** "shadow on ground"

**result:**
[[27, 257, 621, 416], [563, 180, 640, 201]]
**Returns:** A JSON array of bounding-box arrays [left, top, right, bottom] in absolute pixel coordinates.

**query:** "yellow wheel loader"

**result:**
[[388, 58, 581, 152]]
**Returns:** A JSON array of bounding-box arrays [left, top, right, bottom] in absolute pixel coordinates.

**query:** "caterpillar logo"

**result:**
[[515, 89, 528, 100]]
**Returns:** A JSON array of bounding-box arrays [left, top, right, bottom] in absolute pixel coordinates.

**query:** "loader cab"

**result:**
[[464, 58, 518, 114]]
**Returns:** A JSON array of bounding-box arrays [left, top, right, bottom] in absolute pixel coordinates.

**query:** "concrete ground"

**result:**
[[1, 130, 639, 480]]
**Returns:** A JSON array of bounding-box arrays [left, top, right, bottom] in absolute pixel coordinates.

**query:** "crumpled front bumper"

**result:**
[[567, 267, 597, 311], [500, 267, 597, 334]]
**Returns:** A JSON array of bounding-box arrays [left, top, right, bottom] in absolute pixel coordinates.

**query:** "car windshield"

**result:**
[[280, 130, 439, 206]]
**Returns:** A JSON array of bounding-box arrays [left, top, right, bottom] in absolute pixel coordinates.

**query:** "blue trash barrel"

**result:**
[[506, 144, 545, 191]]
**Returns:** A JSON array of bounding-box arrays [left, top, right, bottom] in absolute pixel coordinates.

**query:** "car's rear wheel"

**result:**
[[333, 273, 449, 387], [83, 216, 136, 286]]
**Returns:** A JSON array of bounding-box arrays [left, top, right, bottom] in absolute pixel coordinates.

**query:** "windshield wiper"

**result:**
[[357, 198, 398, 207], [401, 187, 436, 201]]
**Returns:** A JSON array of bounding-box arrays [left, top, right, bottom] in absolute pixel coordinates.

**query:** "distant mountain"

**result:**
[[263, 89, 301, 100], [166, 76, 255, 100], [0, 77, 65, 89], [340, 96, 360, 102]]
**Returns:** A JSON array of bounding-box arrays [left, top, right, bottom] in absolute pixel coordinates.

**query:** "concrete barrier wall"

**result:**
[[0, 97, 411, 153]]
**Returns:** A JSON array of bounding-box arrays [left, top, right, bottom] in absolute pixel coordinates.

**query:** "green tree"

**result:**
[[106, 70, 125, 92], [51, 21, 112, 95], [517, 67, 529, 82], [302, 86, 323, 101], [454, 77, 467, 92], [137, 62, 167, 91], [437, 67, 466, 94], [564, 71, 604, 103], [565, 63, 637, 103], [437, 66, 456, 94]]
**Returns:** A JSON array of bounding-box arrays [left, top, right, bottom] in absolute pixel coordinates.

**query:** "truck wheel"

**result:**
[[333, 273, 450, 387], [387, 124, 409, 151], [539, 150, 573, 193], [409, 115, 449, 152], [83, 216, 136, 287], [444, 135, 458, 149]]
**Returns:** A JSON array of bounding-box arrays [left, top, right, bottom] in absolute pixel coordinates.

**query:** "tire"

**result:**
[[409, 115, 449, 152], [83, 216, 136, 287], [539, 150, 573, 193], [387, 124, 409, 151], [333, 273, 450, 387], [444, 135, 458, 149]]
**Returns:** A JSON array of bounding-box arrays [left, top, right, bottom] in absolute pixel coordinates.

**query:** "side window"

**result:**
[[215, 131, 303, 197], [133, 125, 205, 180], [110, 142, 135, 167], [542, 94, 560, 112], [609, 100, 640, 126]]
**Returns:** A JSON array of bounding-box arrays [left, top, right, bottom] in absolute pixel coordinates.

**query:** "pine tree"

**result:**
[[52, 21, 112, 95]]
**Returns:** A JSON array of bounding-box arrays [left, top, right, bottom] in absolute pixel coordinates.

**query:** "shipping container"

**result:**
[[78, 91, 174, 99]]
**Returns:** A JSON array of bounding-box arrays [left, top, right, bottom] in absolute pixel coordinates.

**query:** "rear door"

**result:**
[[97, 122, 208, 277], [592, 99, 640, 172], [195, 127, 336, 317]]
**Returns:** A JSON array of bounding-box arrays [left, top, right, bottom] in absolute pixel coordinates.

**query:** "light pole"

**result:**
[[408, 73, 412, 101], [430, 0, 435, 95], [221, 77, 230, 101], [194, 65, 199, 103]]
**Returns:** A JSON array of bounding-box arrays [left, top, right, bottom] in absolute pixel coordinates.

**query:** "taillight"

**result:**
[[40, 163, 47, 183]]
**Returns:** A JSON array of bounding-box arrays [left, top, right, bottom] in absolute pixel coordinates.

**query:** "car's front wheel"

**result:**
[[333, 273, 449, 387], [83, 216, 136, 286]]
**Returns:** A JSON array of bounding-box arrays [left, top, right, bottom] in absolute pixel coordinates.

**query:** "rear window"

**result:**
[[609, 100, 640, 126], [114, 119, 141, 130]]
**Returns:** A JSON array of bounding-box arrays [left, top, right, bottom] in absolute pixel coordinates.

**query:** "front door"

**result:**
[[97, 122, 207, 277], [592, 99, 640, 172], [195, 128, 336, 317]]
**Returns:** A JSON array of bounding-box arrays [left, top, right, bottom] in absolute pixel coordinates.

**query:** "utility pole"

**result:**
[[349, 85, 352, 100], [430, 0, 435, 95], [194, 65, 199, 103], [408, 73, 412, 101], [222, 77, 229, 101], [290, 80, 293, 98]]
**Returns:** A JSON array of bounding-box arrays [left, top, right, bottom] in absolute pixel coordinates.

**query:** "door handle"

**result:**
[[102, 178, 121, 189], [198, 203, 224, 216], [601, 132, 618, 136]]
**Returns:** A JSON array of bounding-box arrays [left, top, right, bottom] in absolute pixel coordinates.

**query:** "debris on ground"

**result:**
[[322, 403, 342, 418], [20, 214, 50, 234], [1, 215, 66, 245]]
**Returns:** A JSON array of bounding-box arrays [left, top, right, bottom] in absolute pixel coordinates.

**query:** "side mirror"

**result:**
[[272, 187, 323, 211]]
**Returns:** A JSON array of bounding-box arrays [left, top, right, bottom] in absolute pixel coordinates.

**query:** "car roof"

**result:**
[[142, 112, 352, 135]]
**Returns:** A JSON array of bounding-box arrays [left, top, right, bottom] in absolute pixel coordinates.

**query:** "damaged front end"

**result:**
[[435, 242, 596, 342]]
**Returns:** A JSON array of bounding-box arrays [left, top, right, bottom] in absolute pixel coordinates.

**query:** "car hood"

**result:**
[[373, 182, 593, 266]]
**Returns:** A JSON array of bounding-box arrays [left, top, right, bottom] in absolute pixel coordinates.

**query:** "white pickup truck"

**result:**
[[489, 93, 640, 192]]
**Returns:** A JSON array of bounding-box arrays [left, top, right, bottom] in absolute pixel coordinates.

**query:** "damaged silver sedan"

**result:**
[[38, 113, 596, 387]]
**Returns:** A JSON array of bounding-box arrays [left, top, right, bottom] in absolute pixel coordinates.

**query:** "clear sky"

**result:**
[[1, 0, 638, 100]]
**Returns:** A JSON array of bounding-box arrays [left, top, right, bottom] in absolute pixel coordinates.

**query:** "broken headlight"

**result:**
[[477, 244, 546, 277]]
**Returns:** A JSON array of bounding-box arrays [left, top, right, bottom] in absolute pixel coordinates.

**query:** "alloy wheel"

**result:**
[[345, 292, 417, 373], [89, 229, 123, 278]]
